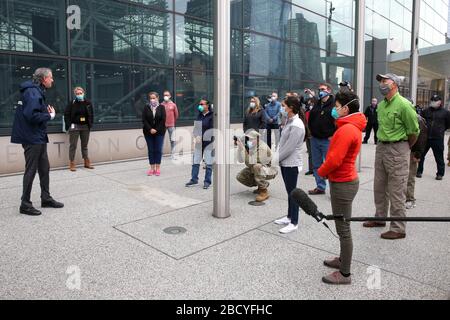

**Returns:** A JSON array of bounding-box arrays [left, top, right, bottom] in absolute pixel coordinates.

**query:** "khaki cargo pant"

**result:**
[[374, 141, 410, 233], [406, 153, 418, 202], [236, 164, 277, 189]]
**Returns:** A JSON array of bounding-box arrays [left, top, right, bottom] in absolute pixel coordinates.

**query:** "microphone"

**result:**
[[290, 188, 327, 223]]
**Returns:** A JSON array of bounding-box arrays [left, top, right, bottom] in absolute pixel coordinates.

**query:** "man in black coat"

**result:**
[[416, 95, 450, 180], [363, 98, 378, 144], [10, 68, 64, 216]]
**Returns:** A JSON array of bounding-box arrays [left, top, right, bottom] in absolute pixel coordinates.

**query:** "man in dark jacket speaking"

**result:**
[[11, 68, 64, 216]]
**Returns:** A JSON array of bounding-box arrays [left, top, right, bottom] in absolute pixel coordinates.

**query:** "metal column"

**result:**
[[213, 0, 231, 218], [409, 0, 421, 104], [355, 0, 365, 172]]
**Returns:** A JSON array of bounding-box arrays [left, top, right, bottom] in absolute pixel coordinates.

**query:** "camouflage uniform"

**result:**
[[236, 139, 277, 189]]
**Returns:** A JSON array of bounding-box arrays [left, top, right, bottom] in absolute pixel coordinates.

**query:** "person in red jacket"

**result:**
[[317, 91, 367, 285]]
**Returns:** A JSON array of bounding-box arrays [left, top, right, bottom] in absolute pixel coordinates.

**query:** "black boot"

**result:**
[[20, 206, 42, 216], [41, 199, 64, 208]]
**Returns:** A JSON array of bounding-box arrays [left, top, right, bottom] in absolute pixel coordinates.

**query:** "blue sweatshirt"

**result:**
[[264, 101, 282, 125]]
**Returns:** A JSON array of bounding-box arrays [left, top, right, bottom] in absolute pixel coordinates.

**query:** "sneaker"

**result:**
[[362, 141, 368, 144], [185, 180, 198, 187], [147, 169, 154, 176], [203, 182, 211, 189], [416, 173, 422, 178], [19, 206, 42, 216], [322, 271, 351, 285], [381, 231, 406, 240], [308, 188, 325, 195], [324, 257, 341, 269], [274, 217, 291, 225], [279, 223, 298, 234], [155, 169, 161, 176], [436, 175, 443, 181], [41, 199, 64, 208], [405, 200, 416, 209]]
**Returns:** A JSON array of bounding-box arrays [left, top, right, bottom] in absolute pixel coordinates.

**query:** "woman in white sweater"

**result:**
[[274, 96, 307, 233]]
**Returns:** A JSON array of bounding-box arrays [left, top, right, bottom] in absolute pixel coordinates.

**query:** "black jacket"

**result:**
[[142, 104, 166, 136], [243, 109, 265, 133], [64, 99, 94, 131], [308, 95, 336, 139], [411, 114, 428, 159], [11, 80, 51, 145], [364, 105, 378, 124], [421, 106, 450, 140]]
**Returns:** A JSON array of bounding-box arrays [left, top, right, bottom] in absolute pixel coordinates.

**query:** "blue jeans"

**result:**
[[311, 137, 330, 191], [144, 134, 164, 165], [191, 144, 213, 184], [166, 127, 176, 154], [281, 166, 299, 225]]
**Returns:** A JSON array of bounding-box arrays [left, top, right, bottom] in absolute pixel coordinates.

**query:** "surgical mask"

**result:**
[[163, 96, 170, 102], [198, 105, 204, 113], [319, 91, 329, 99], [249, 102, 256, 109], [75, 94, 84, 101], [331, 107, 340, 120], [271, 96, 277, 102], [379, 84, 392, 96], [430, 101, 440, 108], [281, 107, 288, 117], [150, 99, 158, 108], [246, 141, 255, 149]]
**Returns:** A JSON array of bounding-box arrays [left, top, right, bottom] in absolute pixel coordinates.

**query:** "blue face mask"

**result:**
[[198, 105, 204, 113], [331, 107, 340, 120], [75, 94, 84, 101], [319, 91, 329, 99], [246, 141, 254, 149]]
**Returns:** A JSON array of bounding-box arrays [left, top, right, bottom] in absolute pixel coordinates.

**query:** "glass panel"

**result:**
[[243, 0, 291, 39], [231, 29, 243, 74], [69, 0, 174, 66], [290, 44, 325, 82], [231, 75, 244, 119], [175, 70, 213, 121], [128, 0, 173, 10], [244, 76, 289, 106], [71, 61, 174, 126], [175, 14, 213, 70], [243, 32, 288, 77], [175, 0, 213, 21], [0, 0, 66, 55], [0, 54, 67, 130]]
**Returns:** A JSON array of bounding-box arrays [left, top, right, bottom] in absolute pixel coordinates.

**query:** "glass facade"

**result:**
[[0, 0, 448, 136]]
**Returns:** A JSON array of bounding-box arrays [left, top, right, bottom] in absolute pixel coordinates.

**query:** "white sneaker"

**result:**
[[274, 217, 291, 225], [405, 201, 416, 209], [279, 223, 298, 234]]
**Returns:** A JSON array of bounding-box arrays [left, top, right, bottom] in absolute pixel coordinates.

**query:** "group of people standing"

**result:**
[[10, 67, 450, 286]]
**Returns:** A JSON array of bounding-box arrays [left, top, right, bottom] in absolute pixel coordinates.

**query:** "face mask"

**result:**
[[371, 102, 377, 107], [75, 94, 84, 101], [249, 102, 256, 109], [319, 91, 329, 99], [331, 107, 340, 120], [198, 105, 204, 113], [271, 96, 277, 102], [246, 141, 254, 149], [379, 84, 392, 96], [164, 96, 170, 102], [150, 99, 158, 107], [430, 101, 440, 108], [281, 107, 288, 117]]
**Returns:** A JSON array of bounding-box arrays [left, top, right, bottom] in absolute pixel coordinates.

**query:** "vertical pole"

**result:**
[[213, 0, 231, 218], [409, 0, 421, 104], [355, 0, 365, 172]]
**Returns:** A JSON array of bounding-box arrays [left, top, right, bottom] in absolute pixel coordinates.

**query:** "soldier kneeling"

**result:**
[[236, 130, 278, 202]]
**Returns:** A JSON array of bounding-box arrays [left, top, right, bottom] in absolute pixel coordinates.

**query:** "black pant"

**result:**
[[364, 121, 378, 143], [281, 166, 299, 225], [21, 144, 52, 207], [306, 137, 313, 172], [417, 138, 445, 177], [266, 123, 279, 148]]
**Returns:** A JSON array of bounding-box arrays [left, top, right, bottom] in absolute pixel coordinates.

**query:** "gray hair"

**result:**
[[32, 68, 52, 84]]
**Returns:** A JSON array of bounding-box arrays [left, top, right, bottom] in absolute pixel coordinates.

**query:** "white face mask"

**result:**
[[249, 102, 256, 109], [164, 96, 170, 102], [430, 101, 440, 108]]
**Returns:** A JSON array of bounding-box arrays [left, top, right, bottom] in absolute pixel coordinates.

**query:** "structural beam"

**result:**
[[409, 0, 421, 104], [213, 0, 231, 218], [355, 0, 365, 172]]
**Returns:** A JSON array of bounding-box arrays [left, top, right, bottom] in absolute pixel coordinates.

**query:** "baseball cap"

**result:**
[[430, 94, 442, 101], [376, 73, 401, 85], [339, 81, 350, 87]]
